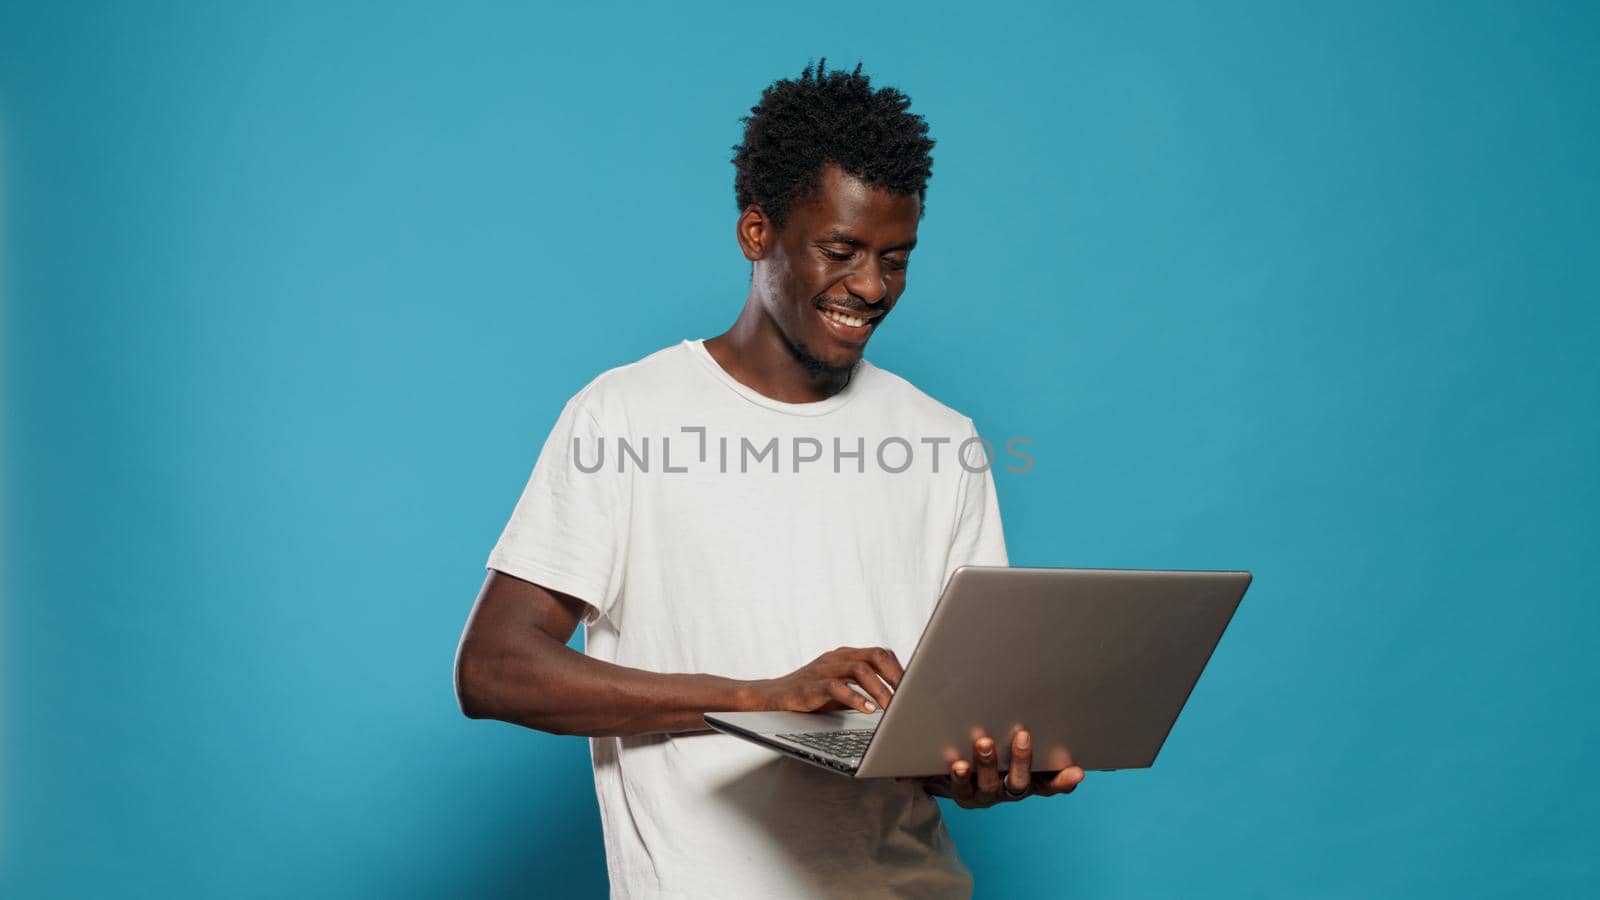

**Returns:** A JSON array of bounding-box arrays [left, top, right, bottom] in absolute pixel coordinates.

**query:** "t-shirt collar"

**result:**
[[682, 338, 867, 417]]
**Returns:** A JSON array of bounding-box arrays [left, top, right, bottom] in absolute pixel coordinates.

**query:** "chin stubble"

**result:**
[[781, 317, 858, 383]]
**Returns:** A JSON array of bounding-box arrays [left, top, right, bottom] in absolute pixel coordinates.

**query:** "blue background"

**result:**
[[3, 1, 1596, 896]]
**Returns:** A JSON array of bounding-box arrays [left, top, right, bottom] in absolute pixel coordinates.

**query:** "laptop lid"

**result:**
[[852, 566, 1251, 777]]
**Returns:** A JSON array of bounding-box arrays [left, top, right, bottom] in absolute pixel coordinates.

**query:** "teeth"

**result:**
[[822, 309, 869, 328]]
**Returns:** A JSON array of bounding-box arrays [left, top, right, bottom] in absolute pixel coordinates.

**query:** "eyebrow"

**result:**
[[818, 229, 917, 252]]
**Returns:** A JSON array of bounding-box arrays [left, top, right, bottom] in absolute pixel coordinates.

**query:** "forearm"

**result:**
[[457, 629, 767, 737]]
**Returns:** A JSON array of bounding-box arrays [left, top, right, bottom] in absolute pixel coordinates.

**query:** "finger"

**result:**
[[1036, 766, 1086, 796], [1006, 730, 1033, 796], [824, 679, 877, 713], [973, 736, 1002, 798], [847, 661, 895, 710], [949, 759, 975, 805], [860, 646, 905, 690], [828, 653, 896, 701]]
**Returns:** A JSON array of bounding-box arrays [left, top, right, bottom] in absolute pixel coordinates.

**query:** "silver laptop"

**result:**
[[705, 566, 1251, 778]]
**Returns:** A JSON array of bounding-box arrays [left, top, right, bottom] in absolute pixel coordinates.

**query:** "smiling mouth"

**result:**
[[815, 305, 881, 345], [820, 307, 873, 328]]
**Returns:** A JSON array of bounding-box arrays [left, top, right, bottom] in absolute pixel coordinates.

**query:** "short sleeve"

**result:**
[[946, 418, 1010, 580], [486, 391, 630, 625]]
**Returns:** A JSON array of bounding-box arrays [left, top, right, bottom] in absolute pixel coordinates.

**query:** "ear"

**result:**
[[735, 205, 776, 262]]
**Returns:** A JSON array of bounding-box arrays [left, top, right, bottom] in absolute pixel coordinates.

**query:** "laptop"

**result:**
[[704, 566, 1251, 778]]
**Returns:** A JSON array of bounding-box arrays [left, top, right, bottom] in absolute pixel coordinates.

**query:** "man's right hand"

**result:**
[[753, 646, 905, 714], [460, 573, 909, 735]]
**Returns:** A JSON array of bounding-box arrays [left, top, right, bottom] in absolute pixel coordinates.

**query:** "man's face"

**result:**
[[755, 164, 921, 375]]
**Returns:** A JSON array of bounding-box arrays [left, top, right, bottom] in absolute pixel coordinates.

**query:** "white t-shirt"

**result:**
[[487, 338, 1008, 899]]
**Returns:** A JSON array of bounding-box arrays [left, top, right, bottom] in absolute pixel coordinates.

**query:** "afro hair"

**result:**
[[732, 58, 936, 230]]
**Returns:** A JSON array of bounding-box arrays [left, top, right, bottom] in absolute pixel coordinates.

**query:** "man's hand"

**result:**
[[900, 729, 1086, 808], [753, 646, 905, 714]]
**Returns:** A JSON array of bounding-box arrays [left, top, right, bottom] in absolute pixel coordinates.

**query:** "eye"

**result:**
[[820, 248, 853, 262], [884, 256, 909, 271]]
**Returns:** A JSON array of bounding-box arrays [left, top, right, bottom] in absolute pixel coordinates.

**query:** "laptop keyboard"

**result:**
[[777, 729, 875, 762]]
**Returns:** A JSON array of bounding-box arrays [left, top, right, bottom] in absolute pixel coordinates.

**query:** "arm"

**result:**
[[454, 570, 904, 737]]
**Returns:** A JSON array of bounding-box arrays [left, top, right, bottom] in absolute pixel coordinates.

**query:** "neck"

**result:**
[[704, 294, 854, 404]]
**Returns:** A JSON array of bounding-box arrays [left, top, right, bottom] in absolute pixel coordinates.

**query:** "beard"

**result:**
[[780, 318, 859, 383]]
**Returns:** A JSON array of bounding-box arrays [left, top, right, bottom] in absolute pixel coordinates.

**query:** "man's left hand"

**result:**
[[898, 729, 1085, 808]]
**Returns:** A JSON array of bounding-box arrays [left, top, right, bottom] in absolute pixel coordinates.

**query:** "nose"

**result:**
[[843, 256, 890, 305]]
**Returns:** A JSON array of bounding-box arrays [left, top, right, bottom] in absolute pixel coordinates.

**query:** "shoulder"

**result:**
[[564, 341, 698, 426], [855, 358, 979, 436]]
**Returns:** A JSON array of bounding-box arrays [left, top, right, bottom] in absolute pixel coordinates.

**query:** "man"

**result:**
[[455, 60, 1084, 898]]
